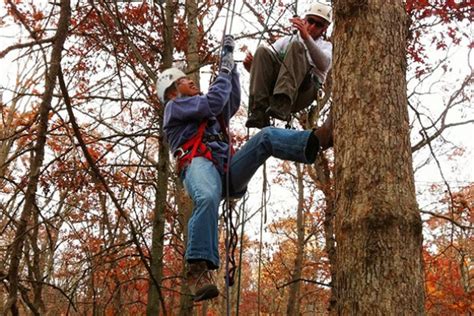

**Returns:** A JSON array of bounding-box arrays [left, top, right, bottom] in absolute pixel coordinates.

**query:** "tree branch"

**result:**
[[277, 277, 331, 289], [0, 38, 55, 59], [420, 209, 471, 230]]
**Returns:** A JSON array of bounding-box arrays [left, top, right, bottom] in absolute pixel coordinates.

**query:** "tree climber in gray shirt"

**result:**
[[244, 2, 333, 129]]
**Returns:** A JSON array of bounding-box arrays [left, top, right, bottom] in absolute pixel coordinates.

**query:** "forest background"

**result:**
[[0, 0, 472, 315]]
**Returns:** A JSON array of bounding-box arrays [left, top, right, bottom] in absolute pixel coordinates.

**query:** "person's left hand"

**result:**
[[220, 52, 235, 73], [223, 35, 235, 54], [290, 17, 310, 40]]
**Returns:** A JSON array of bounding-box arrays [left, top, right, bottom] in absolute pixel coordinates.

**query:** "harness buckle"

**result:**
[[174, 147, 188, 159], [317, 88, 325, 100]]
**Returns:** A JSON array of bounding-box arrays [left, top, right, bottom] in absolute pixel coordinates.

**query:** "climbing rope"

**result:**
[[220, 1, 304, 314], [257, 162, 268, 315], [220, 1, 239, 315], [222, 199, 238, 287], [235, 192, 248, 315]]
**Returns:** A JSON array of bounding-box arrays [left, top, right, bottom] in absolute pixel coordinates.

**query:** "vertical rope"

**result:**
[[221, 1, 237, 315], [220, 0, 238, 57], [256, 0, 278, 48], [235, 132, 250, 315], [224, 189, 232, 316], [235, 192, 249, 315], [257, 162, 268, 315]]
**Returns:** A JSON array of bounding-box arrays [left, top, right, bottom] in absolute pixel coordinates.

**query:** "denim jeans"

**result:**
[[183, 127, 316, 268]]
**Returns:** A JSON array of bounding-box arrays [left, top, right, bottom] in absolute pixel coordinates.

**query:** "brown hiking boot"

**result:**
[[246, 110, 270, 129], [313, 110, 333, 150], [266, 93, 292, 121], [186, 261, 219, 302]]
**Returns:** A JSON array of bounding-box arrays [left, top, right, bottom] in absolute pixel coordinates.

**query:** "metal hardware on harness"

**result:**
[[202, 133, 227, 143], [174, 133, 226, 160], [317, 88, 325, 100], [173, 147, 189, 160]]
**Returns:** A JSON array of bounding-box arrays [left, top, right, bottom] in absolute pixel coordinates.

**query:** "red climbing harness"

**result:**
[[174, 115, 234, 174], [174, 120, 214, 173]]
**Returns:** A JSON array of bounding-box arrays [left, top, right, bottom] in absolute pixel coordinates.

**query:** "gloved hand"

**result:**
[[222, 34, 235, 54], [220, 52, 235, 74]]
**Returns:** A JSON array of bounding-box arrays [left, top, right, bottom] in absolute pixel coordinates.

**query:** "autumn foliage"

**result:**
[[0, 0, 472, 315]]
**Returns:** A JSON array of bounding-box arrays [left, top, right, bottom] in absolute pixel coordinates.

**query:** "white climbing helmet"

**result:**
[[304, 2, 333, 24], [156, 67, 186, 103]]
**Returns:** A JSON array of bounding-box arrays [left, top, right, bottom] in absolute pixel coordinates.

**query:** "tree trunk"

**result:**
[[286, 164, 305, 316], [177, 1, 202, 314], [146, 176, 168, 315], [332, 1, 425, 314], [2, 1, 71, 314], [311, 151, 337, 311], [146, 1, 176, 315], [30, 205, 45, 314], [185, 0, 200, 84], [177, 183, 194, 316]]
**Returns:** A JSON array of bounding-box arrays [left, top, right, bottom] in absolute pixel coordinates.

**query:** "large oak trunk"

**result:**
[[332, 1, 425, 314]]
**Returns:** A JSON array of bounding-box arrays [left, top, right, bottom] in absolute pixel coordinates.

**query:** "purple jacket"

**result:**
[[163, 69, 241, 164]]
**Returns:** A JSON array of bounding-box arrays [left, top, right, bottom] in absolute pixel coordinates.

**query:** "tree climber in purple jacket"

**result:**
[[158, 35, 333, 302]]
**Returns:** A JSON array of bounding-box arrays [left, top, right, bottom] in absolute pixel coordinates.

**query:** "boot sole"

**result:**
[[266, 107, 290, 121], [245, 120, 270, 129], [193, 285, 219, 302]]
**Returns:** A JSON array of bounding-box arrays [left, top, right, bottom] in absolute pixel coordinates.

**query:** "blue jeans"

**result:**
[[183, 127, 316, 268]]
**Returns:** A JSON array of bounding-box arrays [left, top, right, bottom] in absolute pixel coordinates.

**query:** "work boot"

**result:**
[[246, 110, 270, 129], [313, 110, 333, 150], [266, 93, 292, 121], [186, 261, 219, 302]]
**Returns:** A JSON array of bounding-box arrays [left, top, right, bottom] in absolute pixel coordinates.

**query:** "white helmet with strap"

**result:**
[[304, 2, 333, 24], [156, 67, 186, 103]]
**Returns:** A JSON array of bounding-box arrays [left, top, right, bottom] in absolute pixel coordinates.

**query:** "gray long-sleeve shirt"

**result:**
[[273, 34, 332, 83]]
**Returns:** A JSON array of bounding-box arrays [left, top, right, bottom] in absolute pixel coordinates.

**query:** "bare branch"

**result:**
[[277, 277, 331, 289], [0, 38, 55, 59], [420, 209, 472, 230]]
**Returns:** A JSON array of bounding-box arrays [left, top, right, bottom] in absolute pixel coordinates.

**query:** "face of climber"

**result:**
[[166, 76, 200, 100], [176, 77, 200, 97], [304, 15, 329, 39]]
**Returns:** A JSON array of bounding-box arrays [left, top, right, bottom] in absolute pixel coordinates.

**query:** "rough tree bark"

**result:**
[[177, 184, 194, 316], [332, 1, 425, 314], [185, 0, 200, 84], [2, 1, 71, 314], [145, 0, 176, 315]]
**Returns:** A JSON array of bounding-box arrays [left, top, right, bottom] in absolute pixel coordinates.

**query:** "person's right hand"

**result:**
[[243, 52, 253, 72], [223, 35, 235, 54], [290, 17, 310, 40]]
